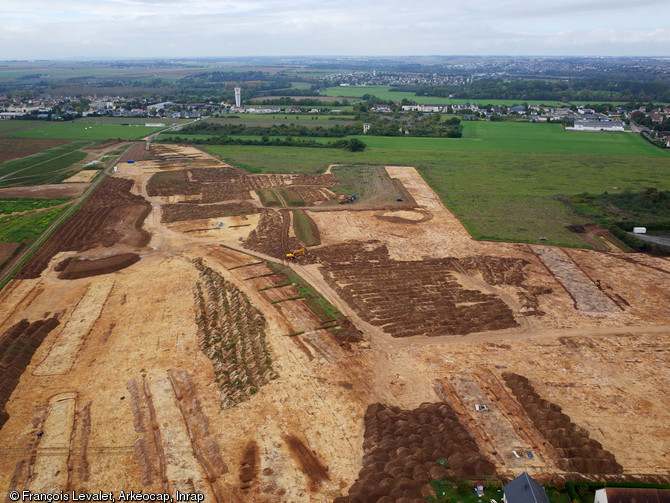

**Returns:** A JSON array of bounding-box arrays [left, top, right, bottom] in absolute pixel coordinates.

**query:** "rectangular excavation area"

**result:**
[[34, 279, 114, 375], [531, 245, 619, 313]]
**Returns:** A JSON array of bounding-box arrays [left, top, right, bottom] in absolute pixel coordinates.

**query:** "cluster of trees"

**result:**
[[355, 107, 463, 137], [252, 97, 346, 106], [158, 134, 367, 152], [180, 112, 463, 138], [390, 77, 670, 102], [179, 121, 362, 137], [632, 111, 670, 132]]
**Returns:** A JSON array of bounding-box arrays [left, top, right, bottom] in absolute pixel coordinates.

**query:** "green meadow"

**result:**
[[10, 122, 164, 140]]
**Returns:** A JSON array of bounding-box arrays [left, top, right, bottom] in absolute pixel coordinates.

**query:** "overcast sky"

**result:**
[[1, 0, 669, 59]]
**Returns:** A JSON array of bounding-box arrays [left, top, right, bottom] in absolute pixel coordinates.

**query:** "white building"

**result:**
[[567, 120, 625, 132], [234, 87, 241, 108]]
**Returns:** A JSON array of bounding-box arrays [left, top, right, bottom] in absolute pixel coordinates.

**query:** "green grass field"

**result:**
[[183, 121, 664, 157], [256, 188, 281, 207], [292, 210, 320, 246], [0, 206, 70, 243], [0, 198, 70, 215], [0, 120, 48, 136], [10, 122, 164, 140], [203, 122, 670, 246], [362, 121, 663, 156]]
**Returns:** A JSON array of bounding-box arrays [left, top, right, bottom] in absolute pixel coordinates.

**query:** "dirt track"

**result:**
[[1, 144, 669, 502]]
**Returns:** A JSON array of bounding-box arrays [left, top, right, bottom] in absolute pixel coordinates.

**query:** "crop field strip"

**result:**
[[0, 206, 70, 245], [0, 198, 71, 216], [0, 141, 89, 185], [0, 138, 73, 164]]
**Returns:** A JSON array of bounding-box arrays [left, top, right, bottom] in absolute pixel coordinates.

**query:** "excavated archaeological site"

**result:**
[[0, 143, 669, 502]]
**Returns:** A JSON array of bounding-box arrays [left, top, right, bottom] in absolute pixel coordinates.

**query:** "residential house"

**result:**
[[503, 472, 549, 503], [373, 105, 392, 113], [452, 103, 479, 112]]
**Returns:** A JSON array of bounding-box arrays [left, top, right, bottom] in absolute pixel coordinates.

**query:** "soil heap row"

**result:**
[[0, 318, 60, 428], [315, 241, 523, 337], [335, 402, 496, 502], [502, 372, 623, 474], [193, 260, 278, 408], [161, 202, 258, 223], [244, 209, 302, 259], [147, 166, 335, 205]]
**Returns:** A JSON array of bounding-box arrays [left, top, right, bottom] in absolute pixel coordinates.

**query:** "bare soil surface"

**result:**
[[56, 253, 141, 280], [0, 184, 87, 199], [0, 242, 21, 266], [1, 145, 669, 502], [61, 170, 98, 183]]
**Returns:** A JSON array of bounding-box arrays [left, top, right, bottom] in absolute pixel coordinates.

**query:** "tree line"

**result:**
[[390, 77, 670, 103], [158, 134, 367, 152]]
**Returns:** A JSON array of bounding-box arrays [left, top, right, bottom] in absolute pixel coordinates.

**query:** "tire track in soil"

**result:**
[[28, 392, 76, 492], [562, 249, 628, 311], [78, 401, 92, 484], [167, 369, 228, 503], [0, 283, 44, 327], [531, 245, 618, 313], [527, 244, 579, 310], [282, 435, 329, 492], [141, 376, 169, 492], [239, 441, 259, 492], [433, 378, 506, 467], [4, 406, 48, 499]]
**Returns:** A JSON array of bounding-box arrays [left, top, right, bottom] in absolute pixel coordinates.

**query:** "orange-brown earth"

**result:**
[[0, 147, 669, 503]]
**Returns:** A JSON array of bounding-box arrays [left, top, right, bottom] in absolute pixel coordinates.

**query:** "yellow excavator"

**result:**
[[286, 248, 306, 259]]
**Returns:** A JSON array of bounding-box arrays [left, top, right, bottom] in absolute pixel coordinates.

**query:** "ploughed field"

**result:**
[[0, 142, 669, 502], [15, 176, 151, 279]]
